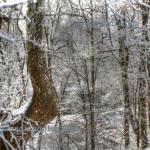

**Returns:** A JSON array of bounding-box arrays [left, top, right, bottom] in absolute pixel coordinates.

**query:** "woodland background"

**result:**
[[0, 0, 150, 150]]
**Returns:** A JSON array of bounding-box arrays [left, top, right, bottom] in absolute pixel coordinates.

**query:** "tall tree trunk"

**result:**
[[138, 48, 148, 149], [139, 0, 149, 149], [83, 91, 89, 150], [140, 0, 150, 131], [116, 10, 130, 148], [25, 0, 57, 125], [0, 0, 57, 149], [90, 0, 96, 149]]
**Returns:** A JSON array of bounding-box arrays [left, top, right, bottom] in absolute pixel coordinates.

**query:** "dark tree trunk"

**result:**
[[0, 0, 57, 149], [116, 10, 130, 148], [138, 0, 149, 149]]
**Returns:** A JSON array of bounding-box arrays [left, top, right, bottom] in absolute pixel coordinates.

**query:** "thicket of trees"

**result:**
[[1, 0, 150, 149]]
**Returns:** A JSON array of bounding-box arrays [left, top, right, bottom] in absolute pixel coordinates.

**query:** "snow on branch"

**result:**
[[12, 98, 32, 117], [127, 0, 142, 12], [0, 98, 32, 126], [138, 1, 150, 9], [0, 0, 28, 9], [0, 32, 15, 43], [0, 32, 16, 43]]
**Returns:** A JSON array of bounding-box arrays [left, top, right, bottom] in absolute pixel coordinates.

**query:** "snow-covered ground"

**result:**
[[29, 107, 146, 150], [27, 108, 126, 150]]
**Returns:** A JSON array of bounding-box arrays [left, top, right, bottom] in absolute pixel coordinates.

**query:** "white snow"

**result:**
[[0, 98, 32, 127], [144, 148, 150, 150], [0, 32, 16, 43], [0, 0, 34, 9], [12, 98, 32, 117]]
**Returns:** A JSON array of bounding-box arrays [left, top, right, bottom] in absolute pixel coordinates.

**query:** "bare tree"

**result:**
[[116, 9, 130, 148]]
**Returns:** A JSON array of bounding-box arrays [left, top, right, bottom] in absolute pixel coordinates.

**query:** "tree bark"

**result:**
[[25, 0, 57, 126], [116, 10, 130, 148], [0, 0, 57, 149], [139, 0, 149, 149]]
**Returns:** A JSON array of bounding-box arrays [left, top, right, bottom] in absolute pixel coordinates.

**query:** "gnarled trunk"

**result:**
[[0, 0, 57, 149], [25, 0, 57, 125]]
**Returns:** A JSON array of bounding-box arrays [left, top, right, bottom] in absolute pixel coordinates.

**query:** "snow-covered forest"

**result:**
[[1, 0, 150, 149]]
